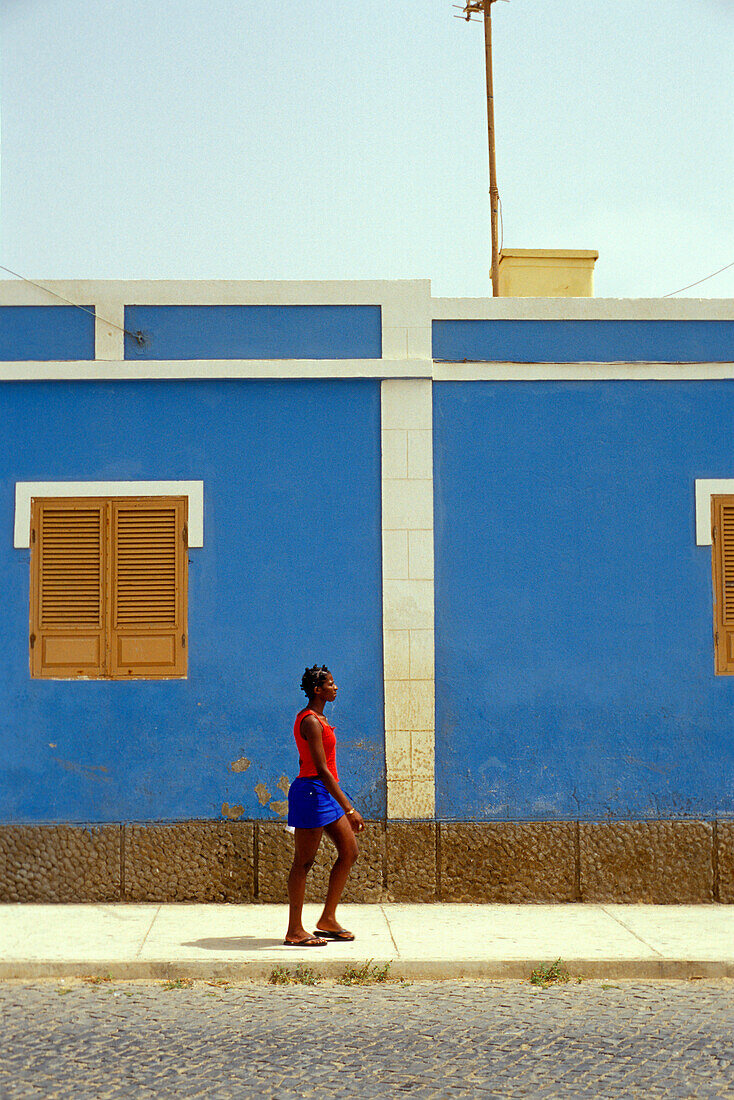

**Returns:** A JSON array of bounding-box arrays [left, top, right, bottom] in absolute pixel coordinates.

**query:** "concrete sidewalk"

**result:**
[[1, 903, 733, 981]]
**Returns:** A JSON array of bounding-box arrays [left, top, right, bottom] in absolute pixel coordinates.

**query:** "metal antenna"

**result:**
[[456, 1, 508, 295]]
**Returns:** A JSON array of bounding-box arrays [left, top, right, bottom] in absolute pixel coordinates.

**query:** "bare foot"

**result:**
[[315, 917, 354, 940], [284, 929, 328, 946], [315, 916, 343, 933]]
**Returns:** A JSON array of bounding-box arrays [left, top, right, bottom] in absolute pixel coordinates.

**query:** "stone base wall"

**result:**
[[1, 820, 733, 904]]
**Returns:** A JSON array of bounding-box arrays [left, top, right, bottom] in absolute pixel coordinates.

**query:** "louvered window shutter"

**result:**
[[712, 495, 734, 674], [30, 500, 106, 678], [108, 498, 187, 678]]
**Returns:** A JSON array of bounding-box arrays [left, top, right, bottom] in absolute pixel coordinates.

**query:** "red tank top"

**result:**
[[294, 709, 339, 781]]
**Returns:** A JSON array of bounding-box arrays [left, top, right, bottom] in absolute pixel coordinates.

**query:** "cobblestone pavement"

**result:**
[[1, 979, 733, 1099]]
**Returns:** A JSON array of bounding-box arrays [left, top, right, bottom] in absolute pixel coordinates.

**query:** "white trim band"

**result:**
[[14, 481, 204, 548], [433, 363, 734, 381], [695, 480, 734, 546], [3, 361, 734, 382], [432, 297, 734, 320], [0, 359, 433, 381]]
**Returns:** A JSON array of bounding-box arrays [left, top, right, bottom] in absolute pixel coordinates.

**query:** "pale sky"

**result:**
[[2, 0, 733, 299]]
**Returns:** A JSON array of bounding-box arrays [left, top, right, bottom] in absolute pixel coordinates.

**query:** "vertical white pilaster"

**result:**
[[381, 378, 435, 818], [381, 281, 433, 361], [94, 299, 126, 360]]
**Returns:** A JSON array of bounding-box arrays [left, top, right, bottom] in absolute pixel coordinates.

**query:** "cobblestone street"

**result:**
[[1, 979, 733, 1098]]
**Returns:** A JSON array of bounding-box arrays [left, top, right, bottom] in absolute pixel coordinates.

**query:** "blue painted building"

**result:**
[[1, 278, 733, 902]]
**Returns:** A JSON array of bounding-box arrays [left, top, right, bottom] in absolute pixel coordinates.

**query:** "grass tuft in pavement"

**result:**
[[268, 964, 320, 986], [336, 960, 391, 986], [529, 959, 573, 988]]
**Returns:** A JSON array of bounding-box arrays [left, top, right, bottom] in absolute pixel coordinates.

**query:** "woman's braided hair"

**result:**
[[301, 664, 331, 699]]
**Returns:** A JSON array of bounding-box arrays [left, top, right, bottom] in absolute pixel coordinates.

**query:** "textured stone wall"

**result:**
[[580, 822, 715, 903], [386, 822, 437, 901], [0, 820, 730, 903], [718, 823, 734, 904], [125, 823, 254, 902], [440, 823, 577, 903], [0, 826, 121, 902]]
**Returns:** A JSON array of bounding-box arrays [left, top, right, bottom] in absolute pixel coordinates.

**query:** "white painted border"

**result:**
[[14, 481, 204, 548], [695, 480, 734, 546], [0, 359, 433, 381], [3, 361, 734, 382], [433, 362, 734, 380], [2, 278, 727, 317], [0, 278, 429, 306], [432, 297, 734, 320]]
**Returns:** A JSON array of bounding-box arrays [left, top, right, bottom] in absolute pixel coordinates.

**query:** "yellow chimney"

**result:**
[[498, 249, 599, 297]]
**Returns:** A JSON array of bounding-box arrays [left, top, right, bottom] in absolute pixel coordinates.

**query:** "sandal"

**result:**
[[314, 927, 355, 942], [283, 935, 328, 947]]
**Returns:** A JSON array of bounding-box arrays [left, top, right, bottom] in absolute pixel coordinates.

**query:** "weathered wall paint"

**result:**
[[124, 305, 382, 360], [0, 379, 385, 823], [433, 380, 734, 822], [432, 320, 734, 363], [0, 306, 95, 361]]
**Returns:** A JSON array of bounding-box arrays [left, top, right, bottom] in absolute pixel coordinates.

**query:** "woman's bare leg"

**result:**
[[286, 827, 323, 942], [316, 815, 359, 933]]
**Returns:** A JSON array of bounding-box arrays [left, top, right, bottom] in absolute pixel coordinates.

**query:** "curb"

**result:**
[[2, 959, 733, 981]]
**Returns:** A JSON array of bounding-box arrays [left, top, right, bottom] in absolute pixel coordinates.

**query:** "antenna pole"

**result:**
[[483, 0, 501, 296], [460, 0, 503, 294]]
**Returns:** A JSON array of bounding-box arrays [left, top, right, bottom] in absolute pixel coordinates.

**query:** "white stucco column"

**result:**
[[381, 378, 435, 819], [94, 299, 126, 360]]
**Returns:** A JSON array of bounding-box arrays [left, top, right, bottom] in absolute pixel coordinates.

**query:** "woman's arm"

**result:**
[[301, 715, 365, 832]]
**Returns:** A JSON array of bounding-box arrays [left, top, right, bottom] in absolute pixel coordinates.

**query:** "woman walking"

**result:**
[[284, 665, 365, 947]]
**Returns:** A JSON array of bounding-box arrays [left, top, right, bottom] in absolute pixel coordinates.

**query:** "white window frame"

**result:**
[[694, 480, 734, 546], [14, 481, 204, 548]]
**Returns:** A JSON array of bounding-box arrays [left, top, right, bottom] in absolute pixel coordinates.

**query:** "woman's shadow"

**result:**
[[182, 936, 283, 951]]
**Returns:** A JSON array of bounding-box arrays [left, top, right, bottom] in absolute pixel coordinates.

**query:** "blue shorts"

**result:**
[[287, 776, 345, 830]]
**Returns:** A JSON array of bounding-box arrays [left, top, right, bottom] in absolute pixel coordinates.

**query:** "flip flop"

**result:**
[[283, 935, 328, 947], [314, 928, 355, 942]]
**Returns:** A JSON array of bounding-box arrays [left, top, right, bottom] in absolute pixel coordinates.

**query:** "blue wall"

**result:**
[[0, 380, 385, 823], [434, 380, 734, 822], [433, 320, 734, 363], [124, 305, 382, 360], [0, 307, 95, 361], [6, 359, 734, 825]]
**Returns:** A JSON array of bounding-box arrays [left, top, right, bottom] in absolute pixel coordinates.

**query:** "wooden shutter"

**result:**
[[712, 495, 734, 674], [30, 499, 106, 678], [29, 495, 188, 680], [108, 497, 187, 678]]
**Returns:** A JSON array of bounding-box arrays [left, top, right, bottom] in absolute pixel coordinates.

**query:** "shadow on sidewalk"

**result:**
[[182, 937, 283, 951]]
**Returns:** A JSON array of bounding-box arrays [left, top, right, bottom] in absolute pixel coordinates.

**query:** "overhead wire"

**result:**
[[663, 260, 734, 298], [0, 263, 145, 344]]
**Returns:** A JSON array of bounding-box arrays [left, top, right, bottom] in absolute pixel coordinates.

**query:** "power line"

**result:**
[[498, 193, 504, 255], [663, 260, 734, 298], [0, 264, 145, 344]]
